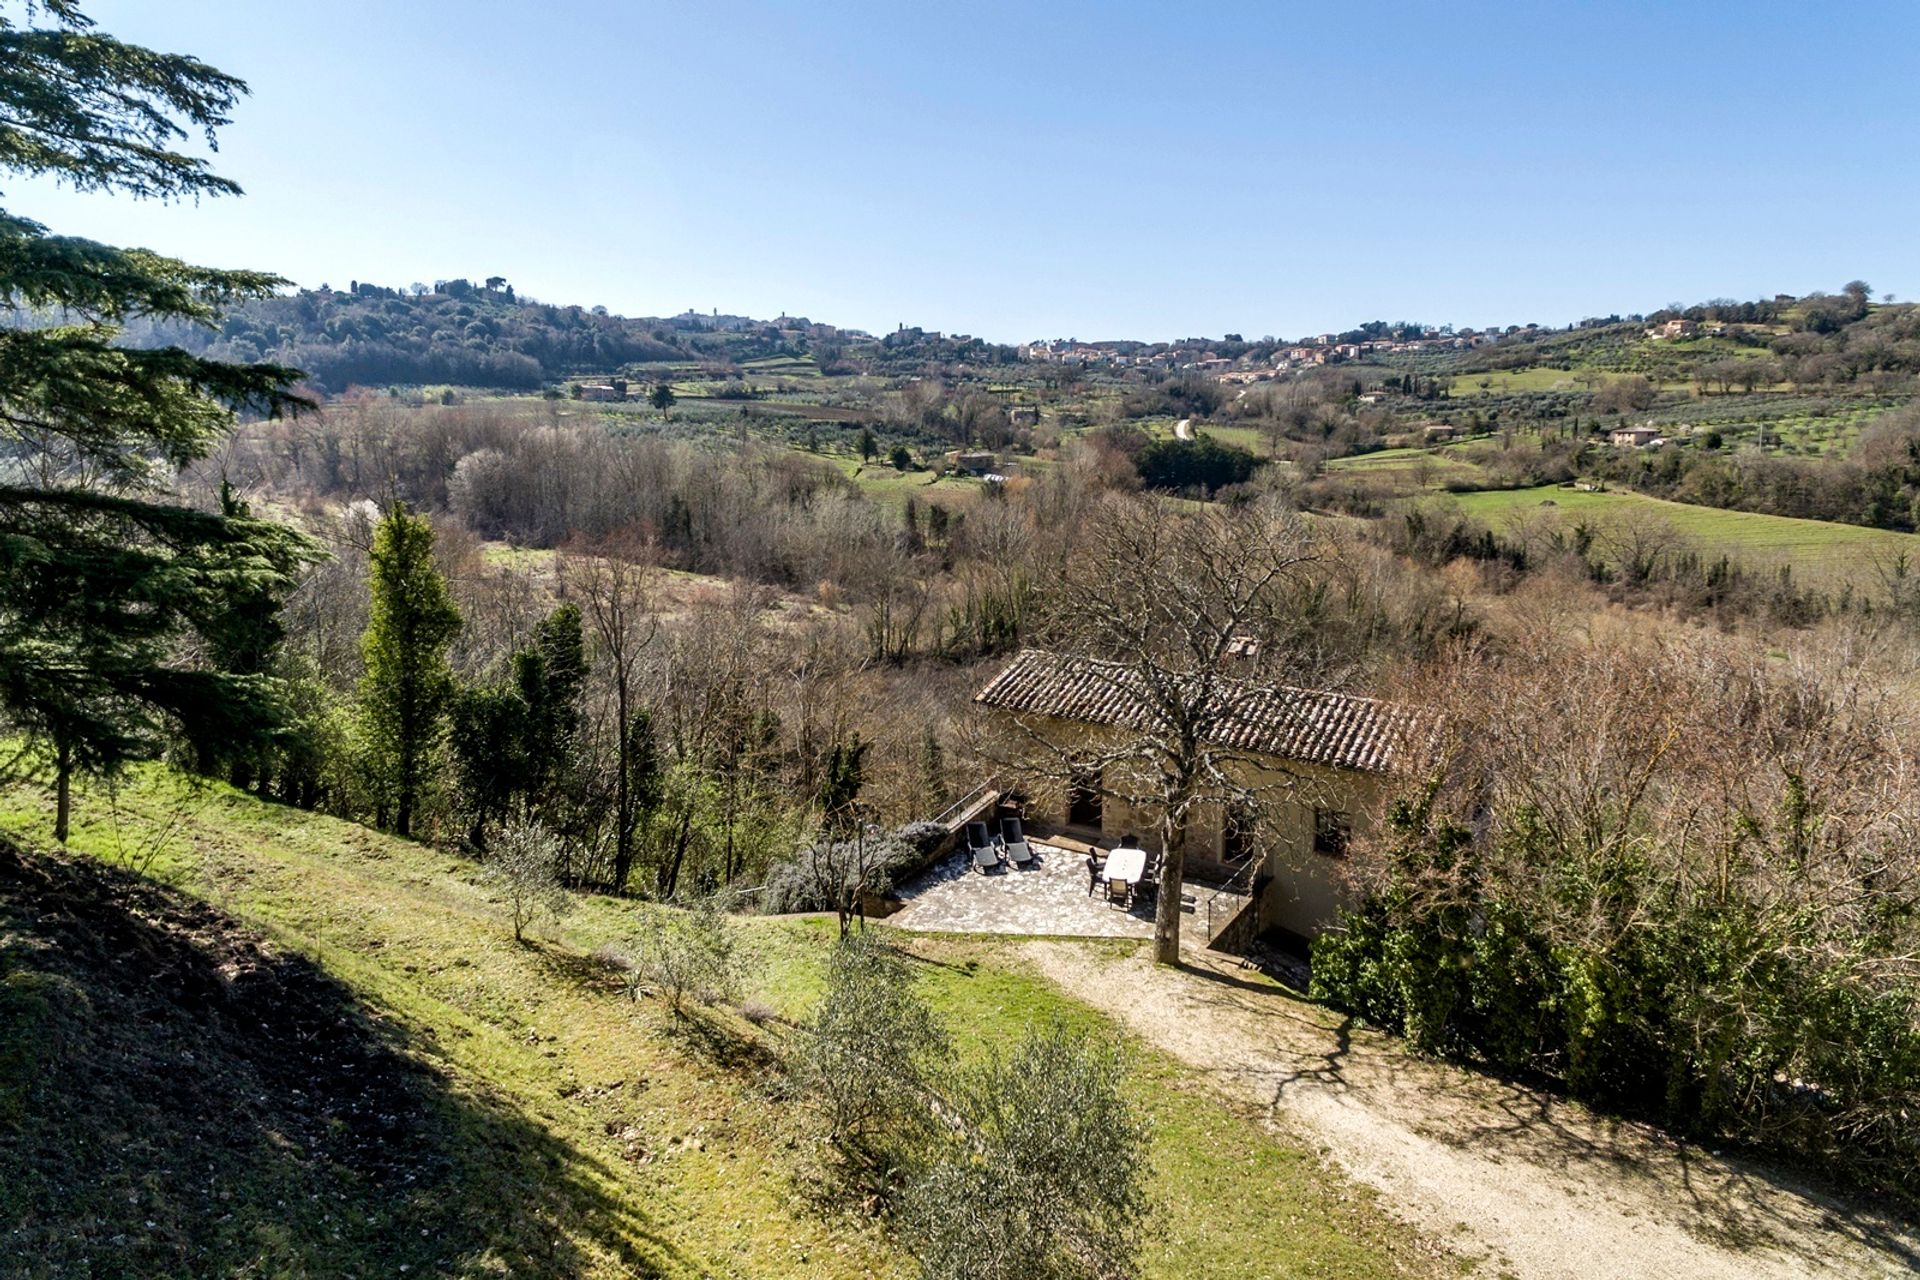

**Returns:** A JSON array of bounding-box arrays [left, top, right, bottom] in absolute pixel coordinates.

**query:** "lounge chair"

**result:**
[[966, 821, 1002, 873], [1000, 817, 1033, 867]]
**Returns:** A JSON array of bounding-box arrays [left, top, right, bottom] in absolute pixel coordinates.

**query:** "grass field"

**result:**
[[1446, 367, 1662, 397], [1448, 484, 1920, 585], [832, 456, 987, 515], [1194, 423, 1277, 456], [0, 766, 1444, 1280], [1326, 445, 1483, 478]]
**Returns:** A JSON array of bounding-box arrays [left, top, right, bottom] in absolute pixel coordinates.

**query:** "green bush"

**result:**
[[792, 932, 947, 1165], [1311, 792, 1920, 1203], [902, 1024, 1152, 1280], [1134, 435, 1259, 494]]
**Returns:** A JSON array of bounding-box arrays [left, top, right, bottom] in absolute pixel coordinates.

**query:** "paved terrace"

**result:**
[[888, 838, 1251, 945]]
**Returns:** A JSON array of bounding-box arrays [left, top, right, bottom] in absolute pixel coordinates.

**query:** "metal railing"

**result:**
[[931, 778, 1001, 831], [1201, 853, 1263, 944]]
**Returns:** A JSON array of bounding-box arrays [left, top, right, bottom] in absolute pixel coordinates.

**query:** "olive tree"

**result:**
[[793, 930, 948, 1162], [904, 1023, 1152, 1280], [635, 892, 737, 1018], [484, 814, 573, 942]]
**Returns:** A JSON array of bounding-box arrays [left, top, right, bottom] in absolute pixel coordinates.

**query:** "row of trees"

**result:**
[[270, 505, 872, 898]]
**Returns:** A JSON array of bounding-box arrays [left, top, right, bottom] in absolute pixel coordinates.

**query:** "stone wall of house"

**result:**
[[1001, 714, 1386, 941]]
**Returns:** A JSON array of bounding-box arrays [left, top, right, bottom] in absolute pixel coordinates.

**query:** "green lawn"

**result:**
[[1448, 484, 1920, 585], [1196, 424, 1278, 456], [833, 456, 986, 515], [1326, 446, 1483, 478], [1446, 367, 1600, 396], [0, 765, 1444, 1280]]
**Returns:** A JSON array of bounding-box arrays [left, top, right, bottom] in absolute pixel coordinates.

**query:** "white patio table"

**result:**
[[1102, 846, 1146, 889]]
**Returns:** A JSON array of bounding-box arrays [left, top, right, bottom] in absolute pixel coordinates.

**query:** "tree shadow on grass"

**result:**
[[521, 933, 632, 998], [656, 1003, 787, 1084], [0, 838, 694, 1279]]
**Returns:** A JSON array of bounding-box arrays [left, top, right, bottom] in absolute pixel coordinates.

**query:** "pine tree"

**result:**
[[358, 503, 461, 839], [0, 3, 315, 841], [449, 602, 589, 847], [817, 733, 867, 833]]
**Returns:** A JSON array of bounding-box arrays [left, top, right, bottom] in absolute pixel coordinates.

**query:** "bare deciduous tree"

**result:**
[[559, 541, 658, 892], [984, 495, 1323, 962]]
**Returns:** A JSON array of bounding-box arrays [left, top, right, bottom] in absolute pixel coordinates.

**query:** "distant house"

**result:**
[[574, 382, 627, 402], [1610, 424, 1660, 447], [1423, 423, 1457, 441], [1008, 406, 1041, 428], [946, 450, 999, 476], [974, 648, 1423, 942], [1646, 319, 1698, 340]]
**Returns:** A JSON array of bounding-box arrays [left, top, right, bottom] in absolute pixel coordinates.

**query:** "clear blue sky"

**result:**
[[10, 1, 1920, 342]]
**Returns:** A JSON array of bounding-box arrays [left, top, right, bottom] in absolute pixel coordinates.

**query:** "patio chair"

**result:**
[[1000, 817, 1033, 867], [1105, 876, 1131, 907], [966, 820, 1002, 873], [1086, 852, 1105, 897]]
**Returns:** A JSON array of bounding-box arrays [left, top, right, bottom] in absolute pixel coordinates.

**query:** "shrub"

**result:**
[[761, 822, 951, 916], [793, 931, 948, 1162], [483, 815, 573, 942], [903, 1023, 1152, 1280]]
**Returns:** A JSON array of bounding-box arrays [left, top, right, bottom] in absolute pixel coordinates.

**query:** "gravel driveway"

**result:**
[[1024, 941, 1919, 1280]]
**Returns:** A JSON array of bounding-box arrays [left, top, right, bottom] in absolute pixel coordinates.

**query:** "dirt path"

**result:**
[[1022, 941, 1918, 1280]]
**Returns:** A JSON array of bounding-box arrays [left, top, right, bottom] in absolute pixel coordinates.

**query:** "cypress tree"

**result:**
[[449, 602, 588, 847], [358, 503, 460, 839]]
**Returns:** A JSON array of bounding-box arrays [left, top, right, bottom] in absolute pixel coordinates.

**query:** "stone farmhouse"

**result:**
[[1610, 424, 1660, 447], [974, 648, 1422, 943]]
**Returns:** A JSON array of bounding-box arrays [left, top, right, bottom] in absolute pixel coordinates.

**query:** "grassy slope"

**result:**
[[1447, 483, 1920, 584], [0, 767, 1444, 1280], [1325, 446, 1484, 482]]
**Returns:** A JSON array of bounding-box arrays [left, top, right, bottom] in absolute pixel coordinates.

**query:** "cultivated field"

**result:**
[[1449, 484, 1920, 586]]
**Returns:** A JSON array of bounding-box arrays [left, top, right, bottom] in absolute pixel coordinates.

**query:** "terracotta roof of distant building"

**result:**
[[974, 648, 1420, 774]]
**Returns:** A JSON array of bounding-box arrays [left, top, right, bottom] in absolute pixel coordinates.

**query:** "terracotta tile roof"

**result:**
[[974, 648, 1418, 774]]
